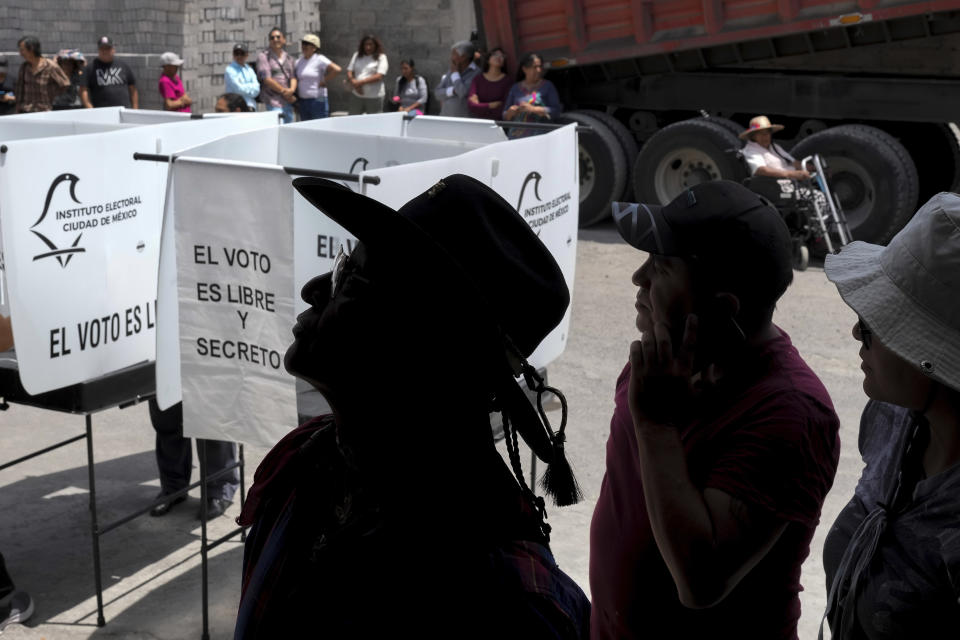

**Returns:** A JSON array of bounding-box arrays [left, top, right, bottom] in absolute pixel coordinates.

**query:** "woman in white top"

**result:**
[[739, 115, 811, 179], [346, 34, 388, 115], [295, 33, 341, 120]]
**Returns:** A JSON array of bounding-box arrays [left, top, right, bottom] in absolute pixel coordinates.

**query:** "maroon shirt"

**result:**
[[589, 328, 840, 640], [466, 73, 512, 120]]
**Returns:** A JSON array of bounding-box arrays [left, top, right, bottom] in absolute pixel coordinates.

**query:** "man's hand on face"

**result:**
[[629, 314, 698, 428]]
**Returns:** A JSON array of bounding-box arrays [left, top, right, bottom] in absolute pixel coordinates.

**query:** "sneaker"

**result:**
[[0, 590, 34, 632]]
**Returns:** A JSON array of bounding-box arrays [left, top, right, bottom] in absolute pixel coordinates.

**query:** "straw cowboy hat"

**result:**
[[825, 192, 960, 392], [739, 115, 785, 140]]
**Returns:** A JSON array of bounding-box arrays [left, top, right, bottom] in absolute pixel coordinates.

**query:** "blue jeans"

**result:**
[[268, 103, 295, 124], [298, 98, 328, 120]]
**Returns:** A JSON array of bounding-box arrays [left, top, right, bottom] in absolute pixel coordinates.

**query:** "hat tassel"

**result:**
[[522, 365, 583, 507]]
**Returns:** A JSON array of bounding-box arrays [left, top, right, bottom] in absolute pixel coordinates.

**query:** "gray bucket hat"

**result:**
[[825, 192, 960, 392]]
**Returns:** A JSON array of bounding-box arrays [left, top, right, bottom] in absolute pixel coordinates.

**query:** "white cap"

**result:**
[[159, 52, 184, 66]]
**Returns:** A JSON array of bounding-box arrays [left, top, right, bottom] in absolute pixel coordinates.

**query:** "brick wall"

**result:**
[[0, 0, 475, 115]]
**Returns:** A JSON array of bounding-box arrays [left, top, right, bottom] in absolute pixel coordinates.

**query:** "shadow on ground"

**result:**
[[2, 449, 243, 636]]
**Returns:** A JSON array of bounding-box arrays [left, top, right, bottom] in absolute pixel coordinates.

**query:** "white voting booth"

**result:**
[[156, 113, 580, 449], [0, 109, 278, 393], [0, 108, 279, 634]]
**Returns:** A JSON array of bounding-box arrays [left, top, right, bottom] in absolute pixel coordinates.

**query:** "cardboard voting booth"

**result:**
[[0, 109, 278, 394], [156, 113, 579, 449], [0, 109, 278, 634]]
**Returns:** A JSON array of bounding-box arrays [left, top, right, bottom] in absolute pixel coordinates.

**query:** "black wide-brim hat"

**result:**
[[293, 174, 570, 463]]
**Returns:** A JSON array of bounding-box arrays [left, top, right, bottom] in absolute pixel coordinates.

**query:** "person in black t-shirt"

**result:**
[[80, 36, 138, 108]]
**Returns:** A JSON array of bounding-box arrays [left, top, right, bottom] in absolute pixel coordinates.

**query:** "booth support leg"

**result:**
[[238, 444, 246, 542], [199, 440, 210, 640], [85, 414, 106, 627]]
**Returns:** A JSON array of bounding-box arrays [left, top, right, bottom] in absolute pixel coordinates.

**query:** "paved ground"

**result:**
[[1, 221, 863, 639]]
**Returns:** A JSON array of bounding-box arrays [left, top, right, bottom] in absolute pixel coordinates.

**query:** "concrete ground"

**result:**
[[1, 221, 863, 639]]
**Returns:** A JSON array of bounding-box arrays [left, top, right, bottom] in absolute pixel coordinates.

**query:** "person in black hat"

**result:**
[[234, 175, 588, 638], [589, 181, 840, 639], [80, 36, 138, 109]]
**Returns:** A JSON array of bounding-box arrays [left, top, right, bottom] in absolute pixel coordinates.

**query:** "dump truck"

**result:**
[[476, 0, 960, 243]]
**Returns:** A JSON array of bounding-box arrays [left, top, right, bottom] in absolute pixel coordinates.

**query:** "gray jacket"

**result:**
[[434, 62, 480, 117]]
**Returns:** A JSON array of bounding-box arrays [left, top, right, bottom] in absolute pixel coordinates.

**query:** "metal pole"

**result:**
[[199, 439, 210, 640], [85, 414, 106, 626], [238, 444, 246, 542]]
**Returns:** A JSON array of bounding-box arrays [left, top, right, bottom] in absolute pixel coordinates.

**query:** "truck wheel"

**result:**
[[634, 119, 747, 205], [580, 109, 639, 201], [556, 111, 627, 227], [791, 124, 918, 244], [697, 116, 744, 140]]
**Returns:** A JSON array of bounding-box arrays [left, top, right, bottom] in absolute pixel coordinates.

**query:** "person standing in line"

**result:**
[[257, 28, 297, 123], [52, 49, 85, 110], [345, 34, 388, 115], [158, 52, 191, 113], [590, 182, 841, 639], [0, 57, 16, 115], [467, 47, 511, 120], [294, 34, 340, 121], [821, 194, 960, 639], [14, 36, 69, 113], [502, 52, 562, 139], [80, 36, 138, 109], [0, 552, 33, 633], [390, 59, 427, 115], [147, 399, 240, 521], [224, 43, 260, 111], [434, 40, 480, 117]]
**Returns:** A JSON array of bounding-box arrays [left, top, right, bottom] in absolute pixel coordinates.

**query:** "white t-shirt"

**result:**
[[742, 140, 795, 175], [295, 53, 332, 99], [348, 52, 388, 98]]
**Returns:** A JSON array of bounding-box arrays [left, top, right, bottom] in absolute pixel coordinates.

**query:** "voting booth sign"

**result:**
[[156, 114, 578, 448], [0, 111, 278, 394]]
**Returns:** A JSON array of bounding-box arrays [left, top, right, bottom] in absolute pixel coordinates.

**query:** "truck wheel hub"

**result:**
[[654, 148, 719, 203]]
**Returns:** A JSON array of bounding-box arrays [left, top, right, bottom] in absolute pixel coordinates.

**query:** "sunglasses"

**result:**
[[329, 245, 372, 300], [858, 317, 873, 349]]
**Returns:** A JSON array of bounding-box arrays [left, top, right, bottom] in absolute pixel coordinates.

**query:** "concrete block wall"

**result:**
[[0, 0, 474, 116], [0, 0, 186, 111]]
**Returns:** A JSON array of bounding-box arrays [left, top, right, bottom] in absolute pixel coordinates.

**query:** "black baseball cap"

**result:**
[[612, 180, 793, 301], [233, 43, 248, 54], [97, 36, 114, 48]]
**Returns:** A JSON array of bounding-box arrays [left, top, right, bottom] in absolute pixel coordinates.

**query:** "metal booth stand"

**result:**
[[0, 356, 245, 640]]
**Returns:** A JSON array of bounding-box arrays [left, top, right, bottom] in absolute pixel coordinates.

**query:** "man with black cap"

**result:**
[[234, 175, 589, 638], [81, 36, 138, 109], [590, 181, 840, 639], [224, 43, 259, 111]]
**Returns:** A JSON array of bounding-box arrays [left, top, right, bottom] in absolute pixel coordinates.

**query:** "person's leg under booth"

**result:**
[[0, 552, 34, 632], [148, 399, 239, 519]]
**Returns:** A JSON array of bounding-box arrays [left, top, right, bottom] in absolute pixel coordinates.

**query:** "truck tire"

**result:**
[[697, 116, 744, 140], [791, 124, 918, 245], [556, 111, 627, 227], [634, 119, 747, 205], [580, 109, 639, 201]]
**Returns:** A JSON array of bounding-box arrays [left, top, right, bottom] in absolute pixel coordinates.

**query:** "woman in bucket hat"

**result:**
[[821, 193, 960, 639], [234, 175, 589, 638]]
